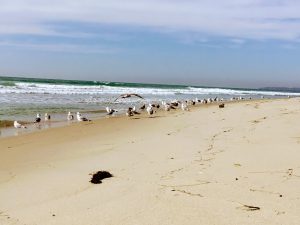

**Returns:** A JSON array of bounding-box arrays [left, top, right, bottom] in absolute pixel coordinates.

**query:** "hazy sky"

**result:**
[[1, 0, 300, 88]]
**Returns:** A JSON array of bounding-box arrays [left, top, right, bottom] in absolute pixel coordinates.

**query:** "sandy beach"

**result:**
[[0, 98, 300, 225]]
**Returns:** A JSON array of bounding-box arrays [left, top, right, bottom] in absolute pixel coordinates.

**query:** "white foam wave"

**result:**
[[0, 82, 299, 97]]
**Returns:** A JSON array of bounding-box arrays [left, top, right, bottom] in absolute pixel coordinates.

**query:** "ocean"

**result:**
[[0, 76, 299, 137]]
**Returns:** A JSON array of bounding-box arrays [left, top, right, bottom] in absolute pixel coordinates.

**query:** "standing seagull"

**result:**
[[126, 108, 134, 117], [114, 93, 144, 101], [181, 103, 189, 111], [45, 113, 51, 121], [76, 112, 91, 121], [67, 112, 74, 121], [132, 106, 140, 114], [14, 121, 27, 129], [106, 107, 118, 116], [146, 105, 154, 116], [35, 114, 41, 123], [164, 104, 171, 111], [139, 104, 146, 110]]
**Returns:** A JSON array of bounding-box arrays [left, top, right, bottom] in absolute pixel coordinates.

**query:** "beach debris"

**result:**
[[234, 163, 242, 167], [90, 171, 113, 184], [250, 188, 283, 197], [240, 205, 261, 211], [171, 189, 203, 197], [287, 168, 293, 176], [114, 93, 144, 101], [219, 103, 225, 108]]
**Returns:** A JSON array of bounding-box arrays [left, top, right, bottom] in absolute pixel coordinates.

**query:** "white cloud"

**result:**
[[0, 0, 300, 41]]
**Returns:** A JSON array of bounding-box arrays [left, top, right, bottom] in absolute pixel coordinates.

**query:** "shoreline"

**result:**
[[0, 98, 278, 139], [1, 97, 300, 224]]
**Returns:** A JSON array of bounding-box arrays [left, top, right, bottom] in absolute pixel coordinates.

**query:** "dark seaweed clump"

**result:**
[[90, 171, 113, 184]]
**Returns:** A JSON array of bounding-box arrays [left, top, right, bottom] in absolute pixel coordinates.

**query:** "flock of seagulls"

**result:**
[[13, 93, 256, 130], [14, 111, 91, 129], [106, 95, 230, 118]]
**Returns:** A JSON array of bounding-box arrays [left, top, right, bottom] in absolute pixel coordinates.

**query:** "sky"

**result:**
[[0, 0, 300, 88]]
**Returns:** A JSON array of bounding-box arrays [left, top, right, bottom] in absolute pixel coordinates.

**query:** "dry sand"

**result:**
[[0, 98, 300, 225]]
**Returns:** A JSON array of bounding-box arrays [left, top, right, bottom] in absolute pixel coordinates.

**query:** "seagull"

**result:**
[[106, 107, 118, 116], [164, 104, 171, 111], [14, 121, 27, 129], [139, 104, 146, 110], [45, 113, 51, 121], [132, 106, 140, 114], [67, 112, 74, 121], [201, 99, 208, 104], [181, 103, 189, 111], [163, 102, 176, 111], [35, 114, 41, 123], [76, 112, 91, 121], [126, 108, 134, 117], [170, 101, 180, 107], [114, 93, 144, 101], [149, 103, 160, 108], [146, 105, 154, 116]]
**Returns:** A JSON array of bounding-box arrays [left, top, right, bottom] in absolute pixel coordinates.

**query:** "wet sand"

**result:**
[[0, 98, 300, 225]]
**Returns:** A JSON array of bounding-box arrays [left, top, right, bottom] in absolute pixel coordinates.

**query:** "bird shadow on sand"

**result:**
[[148, 116, 163, 119]]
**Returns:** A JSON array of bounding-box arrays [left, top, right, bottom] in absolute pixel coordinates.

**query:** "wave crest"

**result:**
[[0, 82, 299, 97]]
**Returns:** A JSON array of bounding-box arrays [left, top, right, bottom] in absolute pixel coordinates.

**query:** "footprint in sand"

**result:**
[[254, 103, 260, 109]]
